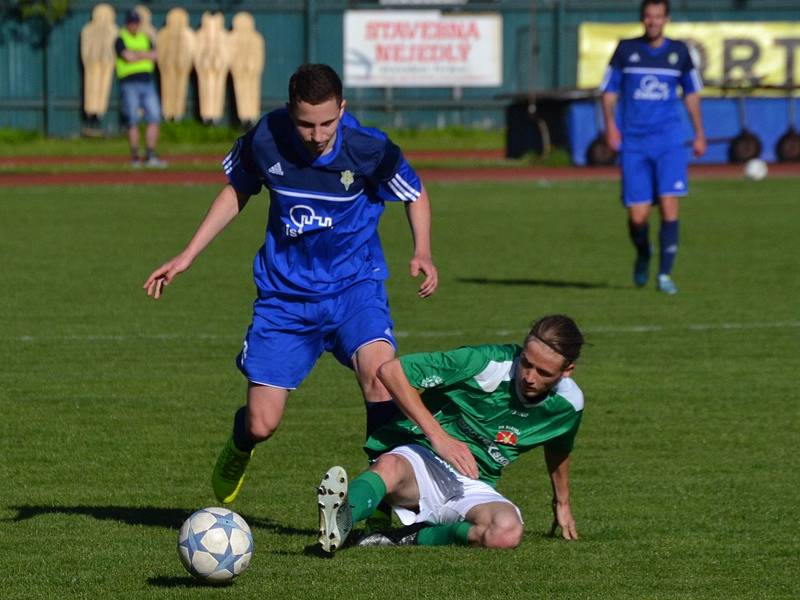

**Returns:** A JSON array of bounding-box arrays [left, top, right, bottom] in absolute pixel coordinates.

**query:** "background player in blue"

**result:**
[[601, 0, 706, 294], [143, 64, 438, 504]]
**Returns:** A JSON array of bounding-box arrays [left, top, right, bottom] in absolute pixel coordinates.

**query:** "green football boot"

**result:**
[[212, 436, 253, 504]]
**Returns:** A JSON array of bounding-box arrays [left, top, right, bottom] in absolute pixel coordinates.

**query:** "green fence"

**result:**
[[1, 0, 798, 136]]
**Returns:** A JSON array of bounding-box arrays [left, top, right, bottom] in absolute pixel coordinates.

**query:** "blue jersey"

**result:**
[[601, 37, 702, 141], [223, 109, 421, 299]]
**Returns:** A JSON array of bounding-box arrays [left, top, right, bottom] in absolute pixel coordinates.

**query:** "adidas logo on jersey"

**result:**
[[268, 162, 284, 176]]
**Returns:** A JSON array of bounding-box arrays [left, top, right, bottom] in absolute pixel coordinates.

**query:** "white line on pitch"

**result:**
[[10, 321, 800, 343]]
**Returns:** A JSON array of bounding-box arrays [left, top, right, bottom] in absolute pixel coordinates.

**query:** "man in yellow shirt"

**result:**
[[116, 9, 167, 168]]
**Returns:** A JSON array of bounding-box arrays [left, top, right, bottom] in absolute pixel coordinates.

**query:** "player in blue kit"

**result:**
[[143, 64, 438, 504], [601, 0, 706, 294]]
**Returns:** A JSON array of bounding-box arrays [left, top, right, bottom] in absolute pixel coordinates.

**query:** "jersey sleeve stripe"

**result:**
[[690, 68, 703, 92], [387, 178, 415, 201], [599, 66, 615, 92], [393, 174, 421, 199]]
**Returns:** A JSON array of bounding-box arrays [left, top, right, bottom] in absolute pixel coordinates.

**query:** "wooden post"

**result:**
[[80, 3, 118, 120], [193, 12, 231, 123], [230, 12, 265, 125], [156, 7, 195, 120]]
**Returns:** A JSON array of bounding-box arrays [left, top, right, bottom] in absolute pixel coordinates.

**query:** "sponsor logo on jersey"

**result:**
[[419, 375, 444, 388], [457, 418, 510, 466], [629, 52, 640, 63], [268, 162, 284, 176], [495, 430, 519, 446], [668, 52, 679, 65], [633, 75, 670, 101], [285, 204, 333, 237], [340, 170, 355, 190]]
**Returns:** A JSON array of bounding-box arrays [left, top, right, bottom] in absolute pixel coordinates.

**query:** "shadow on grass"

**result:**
[[6, 504, 315, 536], [456, 277, 619, 290], [147, 575, 213, 589]]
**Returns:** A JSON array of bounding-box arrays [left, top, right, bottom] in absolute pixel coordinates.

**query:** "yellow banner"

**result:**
[[579, 22, 800, 94]]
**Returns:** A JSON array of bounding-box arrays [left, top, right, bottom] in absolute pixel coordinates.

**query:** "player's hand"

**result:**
[[430, 433, 478, 479], [143, 254, 192, 300], [605, 125, 621, 152], [548, 500, 578, 541], [410, 254, 438, 298], [693, 133, 707, 158]]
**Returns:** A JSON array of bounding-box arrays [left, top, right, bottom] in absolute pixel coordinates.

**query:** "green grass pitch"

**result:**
[[1, 178, 798, 599]]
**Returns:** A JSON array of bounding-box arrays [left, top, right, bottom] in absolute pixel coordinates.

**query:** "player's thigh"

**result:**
[[655, 144, 689, 200], [620, 148, 655, 207], [352, 340, 395, 395], [120, 82, 140, 126], [237, 296, 325, 390], [141, 82, 162, 123], [371, 452, 420, 505], [328, 280, 397, 369]]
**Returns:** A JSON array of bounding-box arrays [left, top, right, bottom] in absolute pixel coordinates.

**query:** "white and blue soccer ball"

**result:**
[[743, 158, 768, 181], [177, 507, 254, 584]]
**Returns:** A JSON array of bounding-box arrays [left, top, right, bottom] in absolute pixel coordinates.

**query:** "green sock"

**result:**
[[416, 521, 472, 546], [349, 471, 387, 522]]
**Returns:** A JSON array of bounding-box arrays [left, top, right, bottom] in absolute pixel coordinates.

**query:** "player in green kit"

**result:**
[[316, 315, 584, 554]]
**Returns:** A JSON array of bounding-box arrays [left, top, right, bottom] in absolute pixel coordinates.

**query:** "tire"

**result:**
[[775, 128, 800, 162], [586, 135, 617, 166], [728, 130, 762, 163]]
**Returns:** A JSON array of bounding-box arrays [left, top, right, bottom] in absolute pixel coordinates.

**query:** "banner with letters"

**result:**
[[344, 10, 502, 88], [579, 22, 800, 94]]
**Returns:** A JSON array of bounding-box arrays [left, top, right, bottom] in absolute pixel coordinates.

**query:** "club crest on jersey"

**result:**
[[668, 52, 679, 65], [629, 52, 640, 63], [495, 429, 519, 446], [340, 170, 355, 190]]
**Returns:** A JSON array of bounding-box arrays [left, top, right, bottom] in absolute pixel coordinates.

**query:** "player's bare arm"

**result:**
[[545, 447, 578, 540], [144, 185, 250, 299], [684, 92, 707, 157], [376, 358, 479, 479], [404, 187, 438, 298], [601, 92, 621, 151]]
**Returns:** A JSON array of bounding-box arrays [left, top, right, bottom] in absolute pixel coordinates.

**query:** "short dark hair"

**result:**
[[125, 8, 141, 23], [640, 0, 669, 19], [524, 315, 585, 366], [288, 64, 343, 109]]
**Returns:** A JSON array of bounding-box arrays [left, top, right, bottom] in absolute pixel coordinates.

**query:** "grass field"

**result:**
[[1, 178, 798, 599]]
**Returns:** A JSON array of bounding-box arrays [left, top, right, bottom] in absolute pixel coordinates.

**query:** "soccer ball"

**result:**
[[177, 507, 254, 584], [743, 158, 768, 181]]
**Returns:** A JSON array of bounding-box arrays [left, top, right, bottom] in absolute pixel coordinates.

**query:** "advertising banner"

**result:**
[[579, 22, 800, 93], [344, 10, 502, 88]]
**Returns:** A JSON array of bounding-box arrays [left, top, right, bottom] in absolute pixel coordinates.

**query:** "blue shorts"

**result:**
[[236, 279, 397, 389], [120, 79, 162, 127], [620, 142, 689, 206]]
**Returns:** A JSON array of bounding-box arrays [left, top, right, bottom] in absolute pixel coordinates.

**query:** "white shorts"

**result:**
[[385, 444, 523, 526]]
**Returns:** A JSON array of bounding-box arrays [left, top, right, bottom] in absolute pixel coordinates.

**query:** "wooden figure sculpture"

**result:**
[[133, 4, 157, 42], [193, 12, 231, 123], [230, 12, 265, 125], [80, 3, 118, 120], [156, 7, 195, 120]]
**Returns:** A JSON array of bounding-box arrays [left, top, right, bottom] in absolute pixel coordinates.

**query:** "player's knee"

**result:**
[[246, 410, 280, 442], [482, 518, 523, 549]]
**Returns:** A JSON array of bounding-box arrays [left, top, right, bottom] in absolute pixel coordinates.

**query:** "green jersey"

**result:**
[[364, 344, 584, 486]]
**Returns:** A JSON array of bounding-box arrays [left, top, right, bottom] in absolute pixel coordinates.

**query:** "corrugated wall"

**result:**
[[1, 0, 798, 136]]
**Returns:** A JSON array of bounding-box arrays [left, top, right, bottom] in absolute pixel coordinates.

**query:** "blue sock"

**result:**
[[365, 400, 401, 438], [232, 406, 255, 453], [628, 221, 651, 257], [659, 220, 679, 276]]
